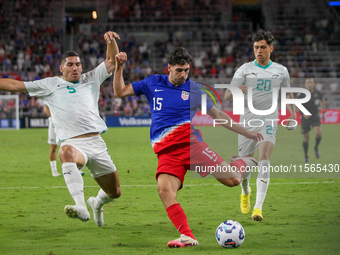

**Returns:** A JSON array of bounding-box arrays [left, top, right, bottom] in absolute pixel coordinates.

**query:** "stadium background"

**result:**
[[0, 1, 340, 254], [0, 0, 340, 128]]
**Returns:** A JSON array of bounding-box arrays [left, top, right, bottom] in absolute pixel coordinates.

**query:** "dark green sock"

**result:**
[[303, 141, 309, 157], [315, 137, 321, 150]]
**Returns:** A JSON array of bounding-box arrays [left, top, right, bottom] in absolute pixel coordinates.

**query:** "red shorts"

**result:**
[[156, 142, 225, 186]]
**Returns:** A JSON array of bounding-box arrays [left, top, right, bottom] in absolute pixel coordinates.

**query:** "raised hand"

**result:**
[[115, 52, 127, 67], [245, 131, 264, 143], [104, 31, 120, 43]]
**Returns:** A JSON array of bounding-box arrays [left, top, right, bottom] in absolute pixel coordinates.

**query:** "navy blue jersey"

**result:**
[[132, 74, 213, 153]]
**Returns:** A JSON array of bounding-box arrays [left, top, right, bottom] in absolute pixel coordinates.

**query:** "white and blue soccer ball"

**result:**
[[215, 220, 245, 248]]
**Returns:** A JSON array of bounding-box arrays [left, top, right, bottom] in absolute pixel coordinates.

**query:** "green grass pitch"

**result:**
[[0, 124, 339, 255]]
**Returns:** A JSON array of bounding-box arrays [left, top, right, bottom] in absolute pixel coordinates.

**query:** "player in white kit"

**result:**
[[43, 103, 61, 177], [43, 103, 85, 177], [225, 30, 296, 221], [0, 31, 122, 227]]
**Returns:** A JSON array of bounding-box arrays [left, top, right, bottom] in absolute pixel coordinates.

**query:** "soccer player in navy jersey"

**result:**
[[113, 47, 263, 248]]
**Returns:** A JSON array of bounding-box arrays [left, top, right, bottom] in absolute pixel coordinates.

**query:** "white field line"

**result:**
[[0, 181, 339, 190]]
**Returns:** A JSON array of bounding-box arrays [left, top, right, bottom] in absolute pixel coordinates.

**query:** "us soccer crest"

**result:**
[[181, 91, 189, 100]]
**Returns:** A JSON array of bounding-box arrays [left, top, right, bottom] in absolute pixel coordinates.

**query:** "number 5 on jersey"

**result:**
[[153, 97, 163, 110], [67, 86, 76, 93]]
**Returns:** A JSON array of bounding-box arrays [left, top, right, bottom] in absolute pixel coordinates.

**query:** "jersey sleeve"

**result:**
[[24, 79, 52, 98], [132, 75, 154, 96], [281, 67, 291, 87], [230, 64, 246, 87], [82, 62, 111, 89]]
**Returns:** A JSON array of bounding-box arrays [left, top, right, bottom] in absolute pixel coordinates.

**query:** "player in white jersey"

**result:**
[[0, 31, 122, 227], [225, 29, 296, 221], [43, 103, 85, 177], [43, 103, 61, 177]]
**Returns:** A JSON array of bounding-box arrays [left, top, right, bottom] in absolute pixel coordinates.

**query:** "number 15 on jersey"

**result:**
[[153, 97, 163, 110]]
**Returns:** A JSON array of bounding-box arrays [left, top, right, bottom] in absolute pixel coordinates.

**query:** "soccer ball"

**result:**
[[215, 220, 245, 248]]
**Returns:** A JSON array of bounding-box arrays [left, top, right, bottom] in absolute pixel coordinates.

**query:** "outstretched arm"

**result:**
[[207, 106, 263, 142], [224, 85, 247, 101], [113, 52, 136, 97], [0, 79, 27, 93], [104, 31, 120, 75], [224, 89, 233, 101]]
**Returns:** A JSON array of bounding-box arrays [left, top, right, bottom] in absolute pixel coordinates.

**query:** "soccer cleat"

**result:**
[[314, 147, 320, 159], [230, 155, 258, 175], [64, 205, 90, 222], [80, 171, 85, 176], [230, 155, 240, 162], [304, 157, 309, 163], [87, 197, 104, 227], [52, 171, 61, 177], [167, 234, 199, 248], [240, 156, 258, 168], [252, 208, 263, 222], [240, 187, 251, 214]]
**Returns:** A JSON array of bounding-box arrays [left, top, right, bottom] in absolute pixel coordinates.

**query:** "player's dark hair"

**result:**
[[252, 29, 275, 45], [61, 51, 79, 63], [167, 47, 193, 66]]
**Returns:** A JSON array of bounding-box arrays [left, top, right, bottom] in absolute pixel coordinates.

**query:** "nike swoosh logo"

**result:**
[[246, 73, 257, 77], [155, 89, 164, 92]]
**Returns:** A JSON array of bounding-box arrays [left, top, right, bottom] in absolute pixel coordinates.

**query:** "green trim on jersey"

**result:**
[[254, 60, 272, 69]]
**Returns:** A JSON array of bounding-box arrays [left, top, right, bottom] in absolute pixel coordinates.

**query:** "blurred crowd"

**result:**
[[106, 0, 222, 23]]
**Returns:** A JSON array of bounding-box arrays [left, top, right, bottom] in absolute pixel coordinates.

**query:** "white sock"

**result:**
[[254, 160, 270, 211], [51, 161, 60, 176], [95, 189, 114, 209], [62, 162, 86, 207], [240, 173, 251, 195], [50, 161, 57, 172]]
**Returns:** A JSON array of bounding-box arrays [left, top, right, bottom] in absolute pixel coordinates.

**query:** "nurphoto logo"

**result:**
[[200, 84, 312, 128]]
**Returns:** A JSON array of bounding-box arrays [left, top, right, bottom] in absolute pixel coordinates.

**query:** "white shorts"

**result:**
[[48, 117, 57, 145], [60, 135, 117, 178], [238, 123, 277, 157]]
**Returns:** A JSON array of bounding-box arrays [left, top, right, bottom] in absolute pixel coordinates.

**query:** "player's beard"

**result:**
[[174, 77, 186, 86]]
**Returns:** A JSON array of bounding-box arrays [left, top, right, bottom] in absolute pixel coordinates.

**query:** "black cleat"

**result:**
[[314, 147, 320, 159]]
